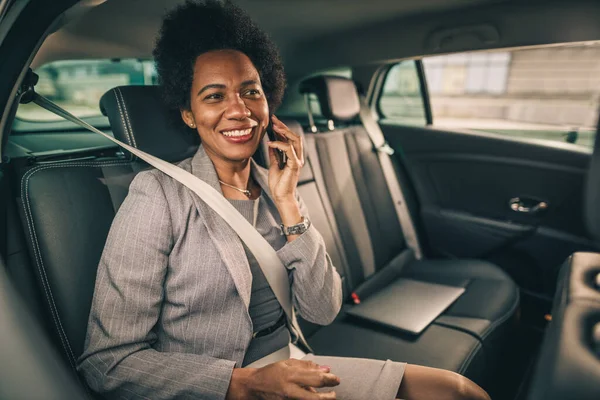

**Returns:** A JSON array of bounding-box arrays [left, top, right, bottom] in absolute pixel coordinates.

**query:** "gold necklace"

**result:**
[[218, 179, 252, 198]]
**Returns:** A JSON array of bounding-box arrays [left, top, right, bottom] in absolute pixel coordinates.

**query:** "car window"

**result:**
[[378, 61, 427, 126], [16, 59, 156, 124], [425, 44, 599, 147], [379, 43, 600, 148]]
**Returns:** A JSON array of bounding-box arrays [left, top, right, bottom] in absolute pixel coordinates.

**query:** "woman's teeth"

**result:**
[[222, 128, 252, 137]]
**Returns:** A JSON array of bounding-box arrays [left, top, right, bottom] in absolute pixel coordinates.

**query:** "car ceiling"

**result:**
[[28, 0, 600, 77], [33, 0, 506, 66]]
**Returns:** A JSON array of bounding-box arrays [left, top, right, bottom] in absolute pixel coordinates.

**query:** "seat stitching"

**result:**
[[116, 87, 138, 148], [458, 338, 483, 375], [113, 90, 133, 147], [20, 161, 131, 371], [115, 90, 133, 147], [479, 286, 520, 341], [22, 169, 77, 369]]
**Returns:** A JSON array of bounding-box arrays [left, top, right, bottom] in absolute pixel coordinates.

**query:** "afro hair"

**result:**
[[153, 0, 286, 127]]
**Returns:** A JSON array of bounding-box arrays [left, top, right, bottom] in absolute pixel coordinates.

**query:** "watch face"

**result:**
[[283, 217, 310, 235]]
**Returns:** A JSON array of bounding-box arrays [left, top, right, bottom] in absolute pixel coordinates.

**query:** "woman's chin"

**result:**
[[221, 147, 258, 163], [205, 137, 262, 164]]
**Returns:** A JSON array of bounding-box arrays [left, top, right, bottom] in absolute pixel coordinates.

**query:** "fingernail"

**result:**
[[319, 365, 331, 371]]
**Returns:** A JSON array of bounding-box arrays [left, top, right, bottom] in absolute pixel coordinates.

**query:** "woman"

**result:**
[[77, 1, 491, 399]]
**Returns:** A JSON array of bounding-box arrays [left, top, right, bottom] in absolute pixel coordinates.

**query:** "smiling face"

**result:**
[[181, 49, 269, 164]]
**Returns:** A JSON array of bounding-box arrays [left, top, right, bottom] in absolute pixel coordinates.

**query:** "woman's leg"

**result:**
[[396, 364, 491, 400]]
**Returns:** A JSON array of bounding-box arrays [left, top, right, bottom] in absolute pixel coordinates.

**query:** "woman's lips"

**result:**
[[220, 127, 256, 144]]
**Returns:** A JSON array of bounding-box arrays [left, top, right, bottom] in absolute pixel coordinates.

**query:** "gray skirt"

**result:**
[[303, 354, 406, 400], [243, 326, 406, 400]]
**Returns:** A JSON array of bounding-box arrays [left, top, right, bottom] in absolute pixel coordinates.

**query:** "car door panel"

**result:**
[[381, 123, 599, 294]]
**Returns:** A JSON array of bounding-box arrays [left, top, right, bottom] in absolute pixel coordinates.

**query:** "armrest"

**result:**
[[528, 252, 600, 400]]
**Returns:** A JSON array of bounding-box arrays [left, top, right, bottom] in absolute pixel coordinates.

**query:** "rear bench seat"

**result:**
[[14, 84, 515, 394], [296, 77, 520, 379]]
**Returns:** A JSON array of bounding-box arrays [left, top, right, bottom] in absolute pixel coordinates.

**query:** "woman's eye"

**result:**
[[245, 89, 261, 97], [204, 93, 223, 101]]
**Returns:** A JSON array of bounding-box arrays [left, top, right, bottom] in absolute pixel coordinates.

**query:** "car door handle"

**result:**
[[509, 197, 549, 214]]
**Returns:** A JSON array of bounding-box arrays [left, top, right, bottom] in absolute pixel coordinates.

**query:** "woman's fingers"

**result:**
[[317, 391, 337, 400], [267, 147, 279, 169], [272, 115, 304, 165], [293, 371, 340, 389], [285, 386, 337, 400], [267, 141, 301, 169], [286, 364, 340, 389], [256, 360, 338, 400]]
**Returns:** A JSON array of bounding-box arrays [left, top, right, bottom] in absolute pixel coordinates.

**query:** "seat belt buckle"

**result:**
[[351, 292, 361, 305], [376, 142, 395, 156]]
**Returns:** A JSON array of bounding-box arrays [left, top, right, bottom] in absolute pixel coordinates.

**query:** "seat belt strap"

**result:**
[[29, 93, 313, 352], [357, 96, 423, 260]]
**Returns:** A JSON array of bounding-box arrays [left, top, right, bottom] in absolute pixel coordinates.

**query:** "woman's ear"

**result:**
[[181, 109, 196, 129]]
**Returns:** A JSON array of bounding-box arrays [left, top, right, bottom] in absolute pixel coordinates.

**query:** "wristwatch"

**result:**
[[280, 217, 311, 236]]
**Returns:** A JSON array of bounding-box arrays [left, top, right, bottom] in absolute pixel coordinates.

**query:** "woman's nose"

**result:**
[[224, 94, 251, 119]]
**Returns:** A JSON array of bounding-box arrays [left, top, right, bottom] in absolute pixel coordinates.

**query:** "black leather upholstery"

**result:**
[[310, 319, 486, 384], [19, 160, 134, 370], [100, 86, 199, 162], [528, 252, 600, 400], [299, 75, 360, 121], [585, 116, 600, 242], [0, 263, 87, 400]]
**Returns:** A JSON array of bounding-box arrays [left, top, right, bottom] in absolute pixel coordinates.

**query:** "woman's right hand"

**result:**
[[226, 359, 340, 399]]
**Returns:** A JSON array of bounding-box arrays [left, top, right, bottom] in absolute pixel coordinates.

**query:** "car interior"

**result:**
[[1, 0, 600, 399]]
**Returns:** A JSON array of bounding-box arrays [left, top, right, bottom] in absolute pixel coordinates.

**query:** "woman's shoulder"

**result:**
[[129, 156, 194, 199], [133, 156, 193, 184]]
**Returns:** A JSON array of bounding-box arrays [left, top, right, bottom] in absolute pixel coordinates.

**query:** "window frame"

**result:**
[[12, 58, 156, 133], [374, 47, 600, 150], [374, 59, 432, 126]]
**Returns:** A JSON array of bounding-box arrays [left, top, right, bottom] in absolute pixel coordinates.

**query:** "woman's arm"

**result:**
[[77, 172, 235, 400], [276, 194, 343, 325], [267, 115, 343, 325]]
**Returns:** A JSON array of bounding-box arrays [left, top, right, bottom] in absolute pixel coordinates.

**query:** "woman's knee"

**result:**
[[398, 364, 490, 400], [452, 372, 491, 400]]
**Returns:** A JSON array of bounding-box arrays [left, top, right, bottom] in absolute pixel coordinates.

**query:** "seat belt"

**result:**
[[27, 92, 312, 354], [357, 95, 423, 260]]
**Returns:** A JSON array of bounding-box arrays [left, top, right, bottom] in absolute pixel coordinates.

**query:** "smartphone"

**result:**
[[266, 123, 287, 170]]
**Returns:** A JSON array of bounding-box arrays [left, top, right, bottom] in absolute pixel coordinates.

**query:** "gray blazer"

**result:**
[[77, 146, 343, 400]]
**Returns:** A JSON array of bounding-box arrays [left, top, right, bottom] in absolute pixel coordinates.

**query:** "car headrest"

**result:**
[[585, 115, 600, 242], [100, 86, 199, 162], [299, 75, 360, 122]]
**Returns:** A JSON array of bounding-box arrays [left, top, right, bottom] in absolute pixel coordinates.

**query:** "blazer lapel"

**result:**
[[189, 146, 252, 309]]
